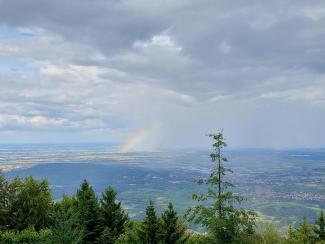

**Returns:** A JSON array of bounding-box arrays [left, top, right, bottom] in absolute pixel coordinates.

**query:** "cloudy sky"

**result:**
[[0, 0, 325, 149]]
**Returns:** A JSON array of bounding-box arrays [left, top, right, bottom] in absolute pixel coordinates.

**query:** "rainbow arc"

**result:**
[[118, 122, 161, 152]]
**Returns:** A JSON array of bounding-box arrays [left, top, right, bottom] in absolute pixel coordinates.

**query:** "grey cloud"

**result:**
[[2, 0, 325, 97], [0, 0, 168, 53], [1, 0, 325, 147]]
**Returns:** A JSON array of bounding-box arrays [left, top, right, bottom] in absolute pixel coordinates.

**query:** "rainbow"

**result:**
[[118, 122, 161, 153]]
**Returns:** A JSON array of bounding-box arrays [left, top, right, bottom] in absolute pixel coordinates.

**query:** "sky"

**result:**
[[0, 0, 325, 149]]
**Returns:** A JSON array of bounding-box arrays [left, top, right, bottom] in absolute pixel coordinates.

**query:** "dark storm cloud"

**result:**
[[0, 0, 167, 53], [1, 0, 325, 96]]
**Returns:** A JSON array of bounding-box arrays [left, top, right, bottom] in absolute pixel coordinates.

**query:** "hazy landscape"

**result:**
[[2, 144, 324, 229], [1, 0, 325, 242]]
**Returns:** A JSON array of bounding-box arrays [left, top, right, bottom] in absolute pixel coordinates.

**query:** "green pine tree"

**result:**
[[161, 202, 187, 244], [291, 217, 316, 244], [315, 210, 325, 241], [187, 131, 256, 243], [76, 180, 102, 244], [51, 195, 83, 244], [139, 200, 160, 244], [115, 221, 142, 244], [98, 227, 115, 244], [99, 186, 129, 243]]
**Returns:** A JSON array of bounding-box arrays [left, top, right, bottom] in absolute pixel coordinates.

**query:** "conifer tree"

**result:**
[[315, 210, 325, 241], [287, 217, 316, 244], [287, 225, 297, 243], [76, 180, 102, 244], [187, 131, 256, 243], [51, 195, 83, 244], [139, 200, 160, 244], [297, 217, 316, 244], [99, 186, 129, 243], [115, 221, 142, 244], [161, 202, 187, 244], [98, 227, 115, 244]]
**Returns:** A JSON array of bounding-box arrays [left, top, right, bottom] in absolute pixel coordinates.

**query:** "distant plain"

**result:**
[[1, 144, 324, 229]]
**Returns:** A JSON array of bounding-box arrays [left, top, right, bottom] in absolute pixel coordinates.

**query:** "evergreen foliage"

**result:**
[[0, 173, 323, 244], [315, 210, 325, 241], [51, 195, 83, 244], [98, 227, 115, 244], [139, 200, 160, 244], [116, 221, 142, 244], [287, 217, 317, 244], [187, 131, 256, 243], [161, 202, 187, 244], [99, 186, 129, 243], [186, 233, 214, 244], [76, 180, 102, 244], [255, 223, 283, 244], [0, 227, 52, 243]]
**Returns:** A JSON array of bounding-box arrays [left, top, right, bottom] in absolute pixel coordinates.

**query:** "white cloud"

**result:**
[[0, 115, 67, 128], [134, 34, 182, 50], [29, 115, 66, 127]]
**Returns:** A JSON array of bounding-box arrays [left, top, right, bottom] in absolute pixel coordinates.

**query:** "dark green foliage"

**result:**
[[287, 225, 298, 244], [139, 200, 160, 244], [0, 176, 24, 230], [98, 227, 115, 244], [0, 175, 53, 231], [8, 176, 53, 231], [116, 221, 142, 244], [0, 227, 52, 244], [0, 174, 9, 229], [254, 223, 284, 244], [51, 195, 83, 244], [76, 180, 102, 244], [296, 217, 316, 243], [99, 186, 129, 243], [186, 232, 214, 244], [187, 131, 256, 243], [161, 202, 187, 244], [315, 210, 325, 241], [286, 217, 317, 244]]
